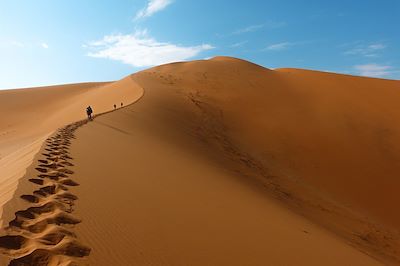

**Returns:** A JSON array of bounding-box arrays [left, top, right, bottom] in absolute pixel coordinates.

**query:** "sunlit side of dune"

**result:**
[[130, 57, 400, 262], [0, 78, 143, 225]]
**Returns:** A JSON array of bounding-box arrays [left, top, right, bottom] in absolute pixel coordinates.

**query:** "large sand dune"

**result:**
[[0, 56, 399, 265]]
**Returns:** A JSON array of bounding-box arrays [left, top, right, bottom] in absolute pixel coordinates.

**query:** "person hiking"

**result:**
[[114, 104, 116, 110], [86, 106, 93, 120]]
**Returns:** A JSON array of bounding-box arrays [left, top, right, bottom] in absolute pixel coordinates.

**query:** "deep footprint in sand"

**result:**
[[28, 179, 44, 185], [60, 179, 79, 187], [20, 195, 39, 203], [0, 235, 29, 250], [35, 168, 48, 173], [8, 249, 54, 266]]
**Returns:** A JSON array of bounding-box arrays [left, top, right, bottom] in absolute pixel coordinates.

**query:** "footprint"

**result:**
[[20, 195, 39, 203], [60, 179, 79, 187], [34, 185, 57, 196], [9, 249, 53, 266], [29, 179, 44, 185], [58, 169, 74, 175], [39, 232, 66, 246], [0, 235, 28, 250], [55, 240, 91, 257], [60, 161, 74, 167], [56, 192, 78, 202], [38, 163, 58, 169], [35, 168, 48, 173]]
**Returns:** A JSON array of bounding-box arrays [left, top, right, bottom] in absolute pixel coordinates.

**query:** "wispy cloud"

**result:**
[[86, 30, 214, 67], [233, 24, 264, 35], [264, 21, 287, 29], [2, 40, 50, 49], [10, 41, 24, 48], [135, 0, 173, 20], [354, 63, 394, 78], [344, 43, 386, 57], [232, 21, 286, 35], [264, 42, 292, 51], [230, 41, 248, 48]]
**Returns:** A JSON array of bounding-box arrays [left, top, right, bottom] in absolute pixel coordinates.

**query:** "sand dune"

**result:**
[[0, 56, 399, 265], [0, 78, 143, 226]]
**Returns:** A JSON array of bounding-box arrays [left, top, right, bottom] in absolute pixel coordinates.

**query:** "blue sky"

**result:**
[[0, 0, 399, 89]]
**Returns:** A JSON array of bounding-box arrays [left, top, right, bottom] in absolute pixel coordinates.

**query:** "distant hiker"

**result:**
[[114, 104, 116, 110], [86, 106, 93, 120], [121, 102, 123, 107]]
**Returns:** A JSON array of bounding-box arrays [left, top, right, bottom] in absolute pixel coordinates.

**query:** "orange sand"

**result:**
[[0, 56, 399, 265]]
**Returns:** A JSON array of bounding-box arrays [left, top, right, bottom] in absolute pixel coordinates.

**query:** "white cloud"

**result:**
[[135, 0, 173, 20], [264, 21, 287, 29], [233, 24, 264, 35], [354, 63, 393, 78], [41, 42, 49, 49], [86, 30, 214, 67], [230, 41, 248, 48], [264, 42, 292, 51], [10, 41, 24, 48], [232, 21, 286, 35], [344, 43, 386, 57]]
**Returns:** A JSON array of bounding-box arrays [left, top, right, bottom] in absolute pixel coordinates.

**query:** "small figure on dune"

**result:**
[[114, 104, 116, 110], [86, 106, 93, 120], [121, 102, 123, 107]]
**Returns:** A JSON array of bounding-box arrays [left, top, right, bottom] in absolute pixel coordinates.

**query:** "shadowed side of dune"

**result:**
[[128, 56, 400, 263], [135, 56, 400, 227]]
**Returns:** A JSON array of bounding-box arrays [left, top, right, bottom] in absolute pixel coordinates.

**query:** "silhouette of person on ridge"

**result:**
[[114, 104, 116, 110], [86, 106, 93, 120]]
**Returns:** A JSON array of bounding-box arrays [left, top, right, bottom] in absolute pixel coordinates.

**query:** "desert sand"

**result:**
[[0, 56, 399, 265]]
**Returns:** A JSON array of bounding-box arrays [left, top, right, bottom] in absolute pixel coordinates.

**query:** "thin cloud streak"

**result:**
[[230, 41, 248, 48], [232, 21, 286, 35], [264, 42, 293, 51], [354, 63, 395, 78], [233, 24, 264, 35], [135, 0, 173, 20], [344, 43, 386, 57]]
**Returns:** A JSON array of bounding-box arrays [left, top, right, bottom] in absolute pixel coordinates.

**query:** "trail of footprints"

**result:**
[[0, 120, 90, 266]]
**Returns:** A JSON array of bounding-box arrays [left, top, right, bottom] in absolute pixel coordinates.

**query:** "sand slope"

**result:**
[[0, 56, 399, 265], [0, 78, 143, 226], [65, 85, 380, 265], [130, 57, 400, 262]]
